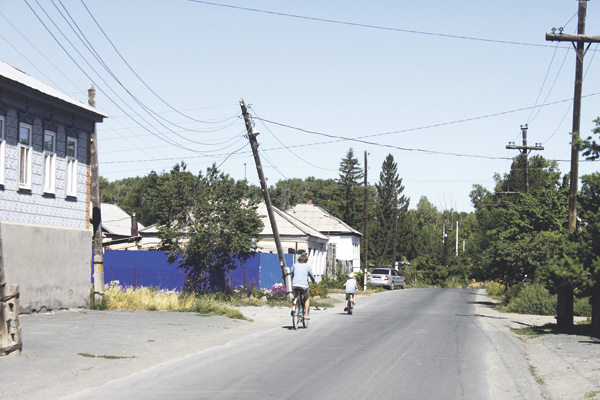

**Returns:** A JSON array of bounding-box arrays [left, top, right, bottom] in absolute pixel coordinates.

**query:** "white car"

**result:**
[[367, 268, 406, 290]]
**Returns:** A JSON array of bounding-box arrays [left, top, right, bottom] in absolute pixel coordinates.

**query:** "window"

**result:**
[[18, 123, 32, 190], [43, 131, 56, 194], [66, 138, 77, 197], [0, 116, 5, 185]]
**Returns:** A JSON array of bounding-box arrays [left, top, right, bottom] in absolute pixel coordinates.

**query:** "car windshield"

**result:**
[[371, 269, 389, 274]]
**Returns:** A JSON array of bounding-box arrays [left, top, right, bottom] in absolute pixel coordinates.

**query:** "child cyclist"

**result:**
[[343, 273, 357, 312]]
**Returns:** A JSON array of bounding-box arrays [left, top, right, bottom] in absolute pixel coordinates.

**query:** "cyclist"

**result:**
[[291, 254, 316, 320], [343, 272, 357, 312]]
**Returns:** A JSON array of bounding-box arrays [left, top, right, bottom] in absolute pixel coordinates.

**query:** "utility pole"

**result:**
[[392, 191, 398, 270], [506, 125, 544, 193], [88, 85, 104, 305], [443, 220, 448, 268], [546, 1, 600, 232], [240, 99, 291, 297], [455, 220, 459, 256], [363, 150, 368, 290], [546, 0, 600, 330]]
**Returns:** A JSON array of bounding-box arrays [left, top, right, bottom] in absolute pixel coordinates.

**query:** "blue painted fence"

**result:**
[[100, 250, 294, 291]]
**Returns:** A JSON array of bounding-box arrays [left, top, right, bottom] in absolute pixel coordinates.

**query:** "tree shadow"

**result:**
[[513, 322, 600, 340]]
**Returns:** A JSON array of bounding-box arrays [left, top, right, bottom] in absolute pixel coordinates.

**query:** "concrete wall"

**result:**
[[0, 222, 91, 312]]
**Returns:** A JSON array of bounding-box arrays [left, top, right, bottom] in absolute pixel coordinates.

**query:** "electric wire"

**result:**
[[50, 0, 236, 144], [250, 106, 336, 172], [189, 0, 571, 49], [78, 0, 230, 125]]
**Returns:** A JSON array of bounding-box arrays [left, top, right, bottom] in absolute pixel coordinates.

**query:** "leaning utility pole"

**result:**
[[363, 150, 368, 290], [546, 0, 600, 330], [240, 99, 291, 297], [506, 124, 544, 193], [88, 85, 104, 304]]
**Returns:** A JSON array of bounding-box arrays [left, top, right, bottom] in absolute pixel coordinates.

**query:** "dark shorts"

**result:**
[[293, 286, 309, 296]]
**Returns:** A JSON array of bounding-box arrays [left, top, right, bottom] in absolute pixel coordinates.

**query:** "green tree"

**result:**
[[581, 117, 600, 160], [372, 154, 409, 266], [336, 148, 363, 228], [470, 156, 568, 287], [151, 163, 263, 292]]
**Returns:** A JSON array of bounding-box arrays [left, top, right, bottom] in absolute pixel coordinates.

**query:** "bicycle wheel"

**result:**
[[292, 297, 300, 330], [348, 295, 353, 315], [302, 297, 309, 328]]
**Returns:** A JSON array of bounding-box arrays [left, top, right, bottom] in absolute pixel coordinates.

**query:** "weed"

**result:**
[[77, 352, 135, 360]]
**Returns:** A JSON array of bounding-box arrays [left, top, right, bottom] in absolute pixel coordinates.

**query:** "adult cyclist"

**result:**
[[291, 254, 316, 320]]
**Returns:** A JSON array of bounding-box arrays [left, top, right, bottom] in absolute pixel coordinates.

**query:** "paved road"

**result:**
[[57, 289, 541, 400]]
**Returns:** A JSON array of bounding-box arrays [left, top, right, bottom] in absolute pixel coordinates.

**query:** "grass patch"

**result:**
[[77, 352, 135, 360], [529, 364, 544, 385], [585, 391, 600, 399], [511, 322, 599, 338], [511, 324, 554, 338]]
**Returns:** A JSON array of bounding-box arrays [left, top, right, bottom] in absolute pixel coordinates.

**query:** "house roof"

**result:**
[[101, 203, 144, 236], [257, 202, 328, 241], [0, 59, 107, 118], [287, 203, 362, 236]]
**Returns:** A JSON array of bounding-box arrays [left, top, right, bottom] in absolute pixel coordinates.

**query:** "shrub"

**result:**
[[574, 297, 592, 317], [486, 281, 505, 297], [268, 283, 286, 300], [504, 283, 556, 315]]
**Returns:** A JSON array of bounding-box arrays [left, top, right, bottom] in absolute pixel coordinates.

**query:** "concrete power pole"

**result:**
[[506, 125, 544, 193], [363, 150, 368, 290], [546, 0, 600, 330], [88, 85, 104, 304], [240, 99, 291, 297]]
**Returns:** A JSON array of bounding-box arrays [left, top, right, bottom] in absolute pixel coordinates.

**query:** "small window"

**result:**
[[43, 131, 56, 194], [66, 138, 77, 197], [18, 123, 32, 190], [0, 116, 5, 185]]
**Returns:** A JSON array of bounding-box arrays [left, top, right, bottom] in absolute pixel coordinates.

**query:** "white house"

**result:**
[[288, 201, 362, 272], [256, 202, 328, 280]]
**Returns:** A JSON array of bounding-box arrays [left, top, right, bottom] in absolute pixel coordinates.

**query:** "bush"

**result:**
[[504, 283, 556, 315], [486, 281, 505, 297], [574, 297, 592, 317]]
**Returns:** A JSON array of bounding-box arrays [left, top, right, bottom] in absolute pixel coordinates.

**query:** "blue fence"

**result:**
[[100, 250, 294, 291]]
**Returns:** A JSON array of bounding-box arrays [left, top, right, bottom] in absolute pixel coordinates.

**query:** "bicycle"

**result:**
[[291, 287, 309, 330], [345, 293, 354, 315]]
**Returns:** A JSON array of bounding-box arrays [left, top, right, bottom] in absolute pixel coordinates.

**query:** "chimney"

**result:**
[[131, 211, 139, 236], [307, 199, 313, 204]]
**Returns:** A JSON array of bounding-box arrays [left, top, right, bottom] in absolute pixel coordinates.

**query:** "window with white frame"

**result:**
[[0, 116, 5, 185], [43, 131, 56, 193], [66, 138, 78, 197], [18, 123, 33, 190]]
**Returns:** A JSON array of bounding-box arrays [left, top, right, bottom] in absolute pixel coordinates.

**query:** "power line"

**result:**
[[189, 0, 568, 49]]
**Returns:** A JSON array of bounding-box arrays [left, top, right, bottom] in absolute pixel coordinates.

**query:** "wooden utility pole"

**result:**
[[240, 99, 291, 296], [506, 124, 544, 193], [88, 85, 104, 304], [363, 150, 368, 290], [546, 0, 600, 330]]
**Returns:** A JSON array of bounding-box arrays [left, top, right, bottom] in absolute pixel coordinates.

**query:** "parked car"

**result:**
[[367, 268, 406, 290]]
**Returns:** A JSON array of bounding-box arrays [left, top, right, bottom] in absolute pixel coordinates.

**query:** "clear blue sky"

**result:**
[[2, 0, 599, 212]]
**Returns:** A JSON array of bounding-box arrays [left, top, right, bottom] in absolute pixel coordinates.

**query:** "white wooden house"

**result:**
[[288, 201, 362, 272], [0, 60, 105, 312], [256, 202, 328, 281]]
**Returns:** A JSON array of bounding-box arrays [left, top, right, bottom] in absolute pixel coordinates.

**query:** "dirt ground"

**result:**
[[474, 294, 600, 400]]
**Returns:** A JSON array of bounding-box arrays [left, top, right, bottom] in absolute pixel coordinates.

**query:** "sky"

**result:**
[[1, 0, 599, 213]]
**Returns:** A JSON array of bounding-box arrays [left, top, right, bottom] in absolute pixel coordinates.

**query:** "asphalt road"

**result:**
[[56, 289, 542, 400]]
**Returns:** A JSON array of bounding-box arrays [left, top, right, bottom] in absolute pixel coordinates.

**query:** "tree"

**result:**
[[372, 154, 409, 266], [151, 163, 263, 292], [470, 156, 568, 287], [336, 148, 363, 228], [581, 117, 600, 160]]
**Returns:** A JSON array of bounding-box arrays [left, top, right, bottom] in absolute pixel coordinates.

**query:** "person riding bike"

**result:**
[[343, 273, 357, 312], [291, 254, 316, 320]]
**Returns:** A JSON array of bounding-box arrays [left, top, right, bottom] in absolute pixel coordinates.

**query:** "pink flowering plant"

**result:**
[[269, 283, 286, 300]]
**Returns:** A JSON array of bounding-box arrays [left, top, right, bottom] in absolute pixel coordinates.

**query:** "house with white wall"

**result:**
[[288, 201, 362, 273], [0, 60, 105, 312], [256, 202, 328, 281]]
